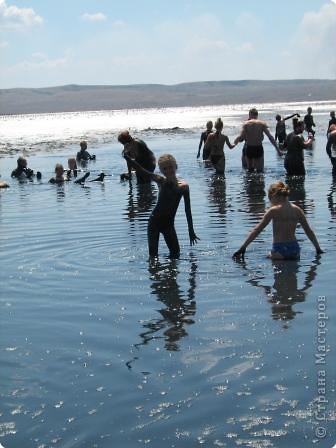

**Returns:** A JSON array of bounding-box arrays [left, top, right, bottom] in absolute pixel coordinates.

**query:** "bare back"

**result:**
[[270, 201, 302, 242], [242, 119, 268, 146]]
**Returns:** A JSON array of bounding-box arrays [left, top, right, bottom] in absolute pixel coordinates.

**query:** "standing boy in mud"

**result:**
[[124, 153, 199, 258]]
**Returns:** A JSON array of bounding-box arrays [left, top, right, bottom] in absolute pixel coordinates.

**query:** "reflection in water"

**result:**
[[286, 175, 308, 213], [125, 181, 156, 223], [205, 174, 227, 241], [327, 179, 336, 219], [127, 258, 198, 369], [236, 257, 320, 323], [241, 173, 266, 221]]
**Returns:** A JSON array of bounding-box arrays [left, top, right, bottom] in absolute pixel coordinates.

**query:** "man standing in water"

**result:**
[[234, 108, 281, 172]]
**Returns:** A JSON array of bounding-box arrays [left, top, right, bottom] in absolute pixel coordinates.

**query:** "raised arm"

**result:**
[[297, 209, 323, 254], [182, 185, 199, 245], [233, 209, 273, 258], [283, 113, 300, 121]]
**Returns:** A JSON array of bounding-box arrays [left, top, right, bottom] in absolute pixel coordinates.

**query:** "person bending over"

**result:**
[[118, 130, 156, 183], [233, 181, 323, 260], [124, 152, 199, 258]]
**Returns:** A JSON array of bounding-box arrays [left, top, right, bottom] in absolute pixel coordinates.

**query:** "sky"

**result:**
[[0, 0, 336, 88]]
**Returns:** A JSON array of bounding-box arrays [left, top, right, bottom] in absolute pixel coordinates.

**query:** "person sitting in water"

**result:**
[[76, 141, 95, 162], [197, 120, 213, 160], [118, 130, 156, 183], [234, 108, 281, 172], [49, 163, 68, 183], [275, 113, 300, 148], [203, 118, 235, 174], [304, 107, 316, 137], [326, 124, 336, 176], [11, 156, 35, 179], [283, 120, 314, 176], [233, 181, 323, 260], [67, 158, 78, 178], [123, 152, 199, 258]]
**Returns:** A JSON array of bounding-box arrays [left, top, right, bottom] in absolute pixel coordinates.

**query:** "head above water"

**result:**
[[17, 156, 27, 168], [275, 114, 281, 121], [55, 163, 64, 176], [80, 141, 87, 151], [249, 108, 258, 119], [214, 118, 223, 131], [268, 181, 290, 202], [206, 120, 213, 131], [158, 153, 177, 175], [294, 120, 305, 133], [118, 130, 132, 144]]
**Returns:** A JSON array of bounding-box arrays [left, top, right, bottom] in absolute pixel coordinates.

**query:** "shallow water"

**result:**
[[0, 103, 335, 447]]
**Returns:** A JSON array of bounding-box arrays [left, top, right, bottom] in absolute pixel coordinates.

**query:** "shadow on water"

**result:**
[[234, 256, 321, 325], [126, 257, 198, 369]]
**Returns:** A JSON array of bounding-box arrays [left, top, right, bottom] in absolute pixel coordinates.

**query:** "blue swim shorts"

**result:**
[[272, 241, 300, 260]]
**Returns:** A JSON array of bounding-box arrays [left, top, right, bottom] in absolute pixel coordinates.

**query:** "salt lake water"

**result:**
[[0, 101, 335, 447]]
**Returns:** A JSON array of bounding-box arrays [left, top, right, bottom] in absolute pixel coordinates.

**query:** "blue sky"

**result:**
[[0, 0, 335, 88]]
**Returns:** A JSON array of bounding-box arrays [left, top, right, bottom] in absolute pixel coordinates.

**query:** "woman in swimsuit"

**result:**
[[233, 181, 323, 260]]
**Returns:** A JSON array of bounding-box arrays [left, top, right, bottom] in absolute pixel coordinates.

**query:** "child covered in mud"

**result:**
[[124, 152, 199, 258], [233, 181, 323, 260]]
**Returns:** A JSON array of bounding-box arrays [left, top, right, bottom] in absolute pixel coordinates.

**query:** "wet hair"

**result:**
[[214, 118, 223, 130], [294, 120, 304, 130], [55, 163, 64, 173], [275, 114, 281, 121], [268, 181, 290, 200], [17, 156, 27, 167], [118, 130, 132, 144], [249, 108, 258, 118], [80, 141, 87, 150], [158, 153, 177, 167]]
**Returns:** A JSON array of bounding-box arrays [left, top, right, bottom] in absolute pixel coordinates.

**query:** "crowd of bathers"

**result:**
[[0, 106, 335, 261]]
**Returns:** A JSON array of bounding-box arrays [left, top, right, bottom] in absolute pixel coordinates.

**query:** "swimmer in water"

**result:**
[[124, 152, 199, 258], [76, 141, 96, 162], [233, 181, 323, 260], [49, 163, 68, 183], [11, 156, 34, 179]]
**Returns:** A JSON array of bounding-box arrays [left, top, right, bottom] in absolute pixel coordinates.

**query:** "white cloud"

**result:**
[[81, 12, 107, 22], [0, 0, 43, 30], [293, 3, 336, 78]]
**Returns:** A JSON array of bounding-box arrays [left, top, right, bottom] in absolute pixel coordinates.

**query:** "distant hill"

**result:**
[[1, 79, 335, 115]]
